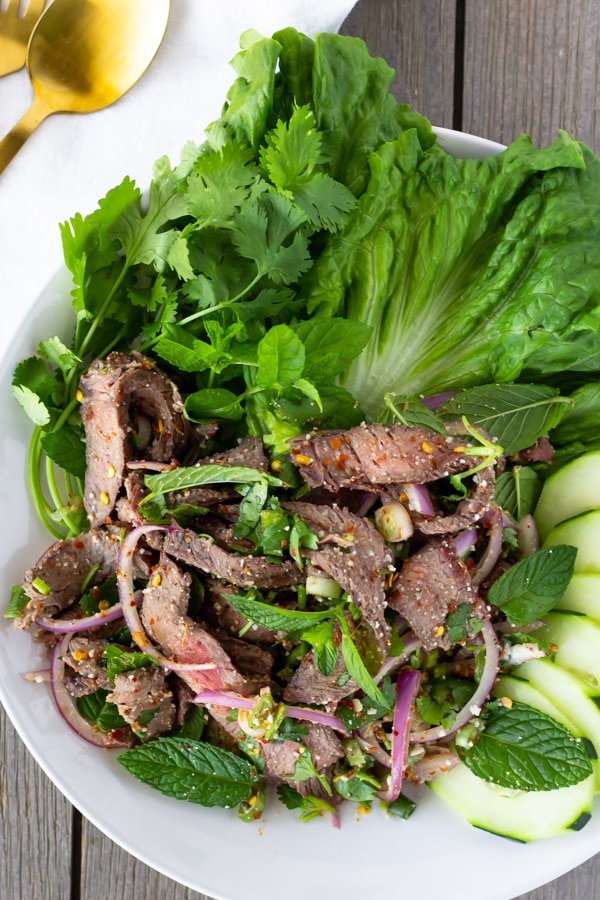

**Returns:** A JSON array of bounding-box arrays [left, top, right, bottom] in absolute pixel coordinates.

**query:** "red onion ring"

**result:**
[[421, 391, 457, 410], [452, 527, 478, 558], [50, 634, 130, 749], [37, 601, 126, 634], [375, 634, 422, 682], [355, 727, 392, 768], [378, 668, 421, 802], [402, 483, 435, 516], [471, 507, 504, 586], [194, 690, 349, 735], [409, 614, 500, 744], [116, 524, 217, 676]]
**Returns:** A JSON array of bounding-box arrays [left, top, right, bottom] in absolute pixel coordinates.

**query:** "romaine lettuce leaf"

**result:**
[[302, 126, 600, 417]]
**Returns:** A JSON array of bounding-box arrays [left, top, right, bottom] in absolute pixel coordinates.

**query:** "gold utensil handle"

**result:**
[[0, 99, 52, 176]]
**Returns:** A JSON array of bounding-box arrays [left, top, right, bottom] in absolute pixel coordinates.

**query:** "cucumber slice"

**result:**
[[493, 674, 580, 734], [517, 657, 600, 787], [535, 450, 600, 542], [543, 510, 600, 573], [429, 759, 594, 841], [535, 611, 600, 687], [555, 573, 600, 621]]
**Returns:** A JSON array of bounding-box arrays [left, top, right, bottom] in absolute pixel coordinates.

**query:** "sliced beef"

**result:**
[[202, 580, 280, 644], [79, 352, 188, 527], [107, 666, 176, 741], [388, 537, 476, 651], [289, 423, 480, 491], [283, 501, 393, 652], [115, 472, 148, 526], [162, 522, 302, 590], [407, 747, 460, 784], [214, 634, 274, 678], [140, 553, 252, 694], [259, 723, 344, 781], [411, 466, 497, 535], [512, 436, 555, 465], [62, 637, 112, 697], [19, 527, 151, 628], [284, 619, 357, 708], [201, 435, 268, 472]]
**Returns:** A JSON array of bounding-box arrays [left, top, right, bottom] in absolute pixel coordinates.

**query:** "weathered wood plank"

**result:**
[[79, 817, 208, 900], [340, 0, 457, 127], [462, 0, 600, 151], [0, 703, 72, 900], [516, 852, 600, 899]]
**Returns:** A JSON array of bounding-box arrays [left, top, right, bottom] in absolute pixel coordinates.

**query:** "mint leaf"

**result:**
[[381, 393, 447, 433], [224, 593, 338, 634], [488, 544, 577, 626], [256, 324, 305, 389], [461, 701, 593, 790], [76, 689, 128, 734], [443, 384, 572, 456], [117, 738, 259, 807], [494, 466, 541, 519], [103, 645, 157, 685], [300, 620, 337, 676], [292, 318, 371, 381], [339, 629, 390, 708], [143, 464, 281, 495]]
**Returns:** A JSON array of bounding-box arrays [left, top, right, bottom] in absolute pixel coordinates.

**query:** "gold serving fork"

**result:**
[[0, 0, 48, 77]]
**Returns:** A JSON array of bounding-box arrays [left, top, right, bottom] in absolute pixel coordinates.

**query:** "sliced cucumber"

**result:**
[[535, 611, 600, 687], [555, 573, 600, 621], [543, 510, 600, 573], [429, 759, 595, 841], [493, 673, 581, 734], [534, 450, 600, 542], [517, 657, 600, 787]]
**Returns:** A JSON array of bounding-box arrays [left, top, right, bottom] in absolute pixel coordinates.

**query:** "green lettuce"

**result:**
[[302, 127, 600, 417]]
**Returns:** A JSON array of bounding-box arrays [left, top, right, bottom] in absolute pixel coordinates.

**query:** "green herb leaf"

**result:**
[[117, 737, 259, 808], [443, 384, 572, 456], [224, 593, 338, 634], [103, 645, 157, 685], [76, 689, 128, 734], [488, 544, 577, 626], [40, 425, 87, 478], [4, 585, 29, 619], [461, 701, 593, 790], [256, 324, 305, 389], [494, 466, 541, 519], [339, 629, 390, 708]]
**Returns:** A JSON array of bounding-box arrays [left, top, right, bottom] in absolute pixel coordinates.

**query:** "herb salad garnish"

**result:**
[[7, 27, 600, 840]]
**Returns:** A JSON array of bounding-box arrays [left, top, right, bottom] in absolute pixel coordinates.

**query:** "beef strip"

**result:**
[[387, 537, 476, 651], [79, 352, 188, 527], [162, 522, 302, 590], [202, 580, 281, 644], [212, 634, 274, 678], [62, 637, 112, 697], [289, 423, 481, 491], [283, 501, 393, 652], [409, 466, 497, 535], [107, 666, 176, 741], [140, 553, 255, 694], [201, 435, 268, 472], [19, 527, 151, 628]]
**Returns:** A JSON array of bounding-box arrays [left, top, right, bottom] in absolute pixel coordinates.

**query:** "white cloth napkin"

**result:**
[[0, 0, 356, 361]]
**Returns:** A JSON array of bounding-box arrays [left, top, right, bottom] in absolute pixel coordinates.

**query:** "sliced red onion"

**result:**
[[355, 491, 378, 518], [355, 727, 392, 768], [193, 690, 349, 735], [375, 634, 422, 682], [471, 507, 504, 586], [453, 527, 478, 559], [116, 524, 217, 676], [420, 391, 456, 410], [37, 601, 126, 634], [378, 669, 421, 803], [402, 483, 435, 516], [410, 614, 500, 744], [51, 634, 130, 749], [517, 514, 540, 557]]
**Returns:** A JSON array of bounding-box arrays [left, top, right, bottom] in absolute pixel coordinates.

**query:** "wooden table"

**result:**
[[2, 1, 600, 897]]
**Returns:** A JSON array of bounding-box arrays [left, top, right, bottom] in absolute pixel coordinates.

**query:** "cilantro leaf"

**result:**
[[461, 701, 593, 790], [40, 425, 86, 478]]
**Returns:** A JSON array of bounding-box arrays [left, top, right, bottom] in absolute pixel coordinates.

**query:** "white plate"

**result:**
[[1, 130, 598, 900]]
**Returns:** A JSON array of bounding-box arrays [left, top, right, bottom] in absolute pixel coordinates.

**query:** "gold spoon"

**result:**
[[0, 0, 171, 176]]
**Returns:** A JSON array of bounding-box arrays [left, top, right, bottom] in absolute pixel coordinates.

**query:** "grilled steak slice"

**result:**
[[411, 466, 497, 535], [289, 424, 479, 491], [79, 352, 187, 527], [19, 527, 150, 628], [213, 634, 274, 678], [140, 553, 251, 694], [201, 435, 268, 472], [107, 666, 175, 741], [262, 723, 344, 780], [388, 537, 476, 650], [62, 637, 112, 696], [162, 522, 302, 590], [284, 501, 393, 652]]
